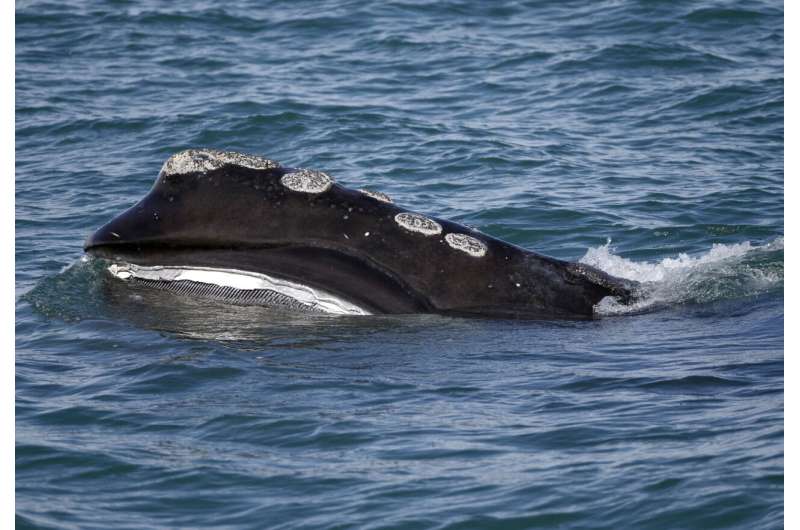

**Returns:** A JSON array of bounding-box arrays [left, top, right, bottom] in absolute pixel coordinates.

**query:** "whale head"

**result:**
[[86, 149, 637, 319]]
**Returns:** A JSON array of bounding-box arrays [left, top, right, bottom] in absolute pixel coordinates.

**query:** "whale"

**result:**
[[84, 149, 637, 320]]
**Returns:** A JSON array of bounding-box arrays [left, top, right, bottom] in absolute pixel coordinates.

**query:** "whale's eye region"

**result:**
[[281, 169, 334, 194], [394, 212, 442, 236], [445, 233, 487, 258]]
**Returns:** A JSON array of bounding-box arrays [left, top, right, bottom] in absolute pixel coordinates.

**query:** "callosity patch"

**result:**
[[280, 169, 335, 194], [445, 233, 487, 258], [394, 212, 443, 236], [160, 149, 281, 175]]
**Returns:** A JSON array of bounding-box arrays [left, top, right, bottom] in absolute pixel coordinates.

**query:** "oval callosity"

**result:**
[[394, 212, 442, 236], [280, 169, 334, 194], [445, 233, 487, 258]]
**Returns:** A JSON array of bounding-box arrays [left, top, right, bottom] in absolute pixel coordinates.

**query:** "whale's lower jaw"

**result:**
[[87, 245, 434, 315], [106, 263, 372, 316]]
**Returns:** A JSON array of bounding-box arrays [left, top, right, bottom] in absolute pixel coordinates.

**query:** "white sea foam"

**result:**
[[582, 237, 783, 315]]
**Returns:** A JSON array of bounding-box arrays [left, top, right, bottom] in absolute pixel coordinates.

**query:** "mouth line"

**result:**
[[105, 262, 372, 316]]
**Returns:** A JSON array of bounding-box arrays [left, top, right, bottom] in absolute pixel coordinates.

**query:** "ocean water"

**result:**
[[15, 1, 783, 528]]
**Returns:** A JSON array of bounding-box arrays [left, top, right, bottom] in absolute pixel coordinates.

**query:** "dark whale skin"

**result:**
[[85, 150, 636, 320]]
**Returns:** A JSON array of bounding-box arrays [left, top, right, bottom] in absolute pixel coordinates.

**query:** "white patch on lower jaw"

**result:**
[[108, 263, 133, 279], [107, 263, 371, 316]]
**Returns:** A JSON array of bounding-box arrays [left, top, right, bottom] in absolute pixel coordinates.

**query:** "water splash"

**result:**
[[583, 237, 784, 315]]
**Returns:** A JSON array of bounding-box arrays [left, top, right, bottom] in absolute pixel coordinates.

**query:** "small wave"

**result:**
[[684, 7, 774, 25], [583, 237, 783, 315], [552, 43, 733, 74]]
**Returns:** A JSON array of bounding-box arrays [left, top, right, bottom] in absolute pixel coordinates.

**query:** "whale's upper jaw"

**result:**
[[84, 149, 285, 252]]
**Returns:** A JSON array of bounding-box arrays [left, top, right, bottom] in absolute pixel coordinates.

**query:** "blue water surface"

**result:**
[[16, 1, 783, 528]]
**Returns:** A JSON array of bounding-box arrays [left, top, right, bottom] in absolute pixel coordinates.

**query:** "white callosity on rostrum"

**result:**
[[445, 233, 487, 258], [280, 169, 334, 194], [394, 212, 442, 236], [359, 189, 393, 203], [160, 149, 280, 175]]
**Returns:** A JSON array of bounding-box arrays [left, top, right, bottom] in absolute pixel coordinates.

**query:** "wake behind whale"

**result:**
[[83, 149, 637, 320], [583, 237, 783, 315]]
